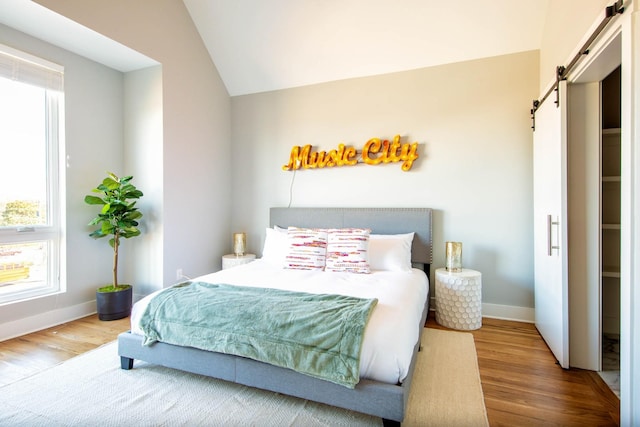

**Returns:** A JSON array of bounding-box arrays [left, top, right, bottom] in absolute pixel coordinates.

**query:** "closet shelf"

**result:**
[[602, 224, 621, 230], [602, 176, 621, 182], [602, 128, 621, 135], [602, 270, 621, 279]]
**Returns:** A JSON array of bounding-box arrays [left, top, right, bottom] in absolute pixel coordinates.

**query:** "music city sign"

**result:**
[[282, 135, 419, 172]]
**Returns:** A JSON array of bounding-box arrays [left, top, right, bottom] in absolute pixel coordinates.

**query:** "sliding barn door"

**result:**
[[533, 80, 569, 369]]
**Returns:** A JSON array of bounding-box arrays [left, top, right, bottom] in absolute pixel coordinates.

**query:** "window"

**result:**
[[0, 44, 64, 305]]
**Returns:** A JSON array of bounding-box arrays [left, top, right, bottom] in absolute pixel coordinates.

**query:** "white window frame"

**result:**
[[0, 44, 64, 305]]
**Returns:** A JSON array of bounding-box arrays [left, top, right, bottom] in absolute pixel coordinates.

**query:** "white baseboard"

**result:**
[[481, 302, 535, 323], [0, 301, 97, 342], [430, 296, 535, 324]]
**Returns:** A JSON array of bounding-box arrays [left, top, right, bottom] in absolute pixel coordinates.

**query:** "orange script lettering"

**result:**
[[282, 135, 419, 172]]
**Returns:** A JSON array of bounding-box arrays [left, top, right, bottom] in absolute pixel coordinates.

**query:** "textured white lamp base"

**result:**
[[435, 268, 482, 330], [222, 254, 256, 270]]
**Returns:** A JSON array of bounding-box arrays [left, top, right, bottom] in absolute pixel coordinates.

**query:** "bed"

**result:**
[[117, 207, 433, 425]]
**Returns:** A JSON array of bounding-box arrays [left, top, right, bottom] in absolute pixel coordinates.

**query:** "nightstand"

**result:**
[[435, 268, 482, 330], [222, 254, 256, 270]]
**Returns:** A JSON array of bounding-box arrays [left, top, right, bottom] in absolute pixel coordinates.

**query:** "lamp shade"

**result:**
[[445, 241, 462, 272], [233, 232, 246, 256]]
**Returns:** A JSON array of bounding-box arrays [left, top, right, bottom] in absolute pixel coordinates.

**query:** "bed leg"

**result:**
[[120, 356, 134, 370], [382, 419, 400, 427]]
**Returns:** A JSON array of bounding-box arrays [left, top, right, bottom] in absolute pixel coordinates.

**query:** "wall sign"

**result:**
[[282, 134, 419, 172]]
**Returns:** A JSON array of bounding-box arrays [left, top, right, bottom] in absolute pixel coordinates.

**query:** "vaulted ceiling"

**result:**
[[0, 0, 550, 97], [183, 0, 550, 96]]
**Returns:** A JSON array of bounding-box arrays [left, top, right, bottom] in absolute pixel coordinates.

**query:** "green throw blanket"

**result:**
[[139, 282, 378, 388]]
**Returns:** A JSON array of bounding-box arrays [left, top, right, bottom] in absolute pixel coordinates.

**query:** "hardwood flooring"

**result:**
[[0, 315, 129, 387], [426, 314, 620, 426], [0, 313, 620, 426]]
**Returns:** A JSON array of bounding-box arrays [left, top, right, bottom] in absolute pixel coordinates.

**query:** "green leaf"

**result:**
[[84, 195, 105, 205], [127, 211, 143, 220], [101, 222, 114, 234], [121, 186, 143, 199], [89, 230, 106, 239], [103, 177, 120, 190]]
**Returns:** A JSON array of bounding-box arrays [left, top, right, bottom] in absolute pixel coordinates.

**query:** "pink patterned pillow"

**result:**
[[325, 228, 371, 274], [283, 227, 328, 270]]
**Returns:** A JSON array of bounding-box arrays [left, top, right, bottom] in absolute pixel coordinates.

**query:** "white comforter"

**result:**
[[130, 259, 429, 384]]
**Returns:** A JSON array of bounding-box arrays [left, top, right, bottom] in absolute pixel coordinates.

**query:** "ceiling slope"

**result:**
[[0, 0, 157, 72], [184, 0, 549, 96]]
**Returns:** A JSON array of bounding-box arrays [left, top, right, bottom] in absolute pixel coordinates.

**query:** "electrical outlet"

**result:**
[[176, 268, 183, 280]]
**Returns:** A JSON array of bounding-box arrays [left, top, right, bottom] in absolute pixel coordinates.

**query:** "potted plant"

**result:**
[[85, 172, 143, 320]]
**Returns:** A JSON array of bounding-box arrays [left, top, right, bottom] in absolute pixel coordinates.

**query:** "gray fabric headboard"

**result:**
[[270, 207, 433, 266]]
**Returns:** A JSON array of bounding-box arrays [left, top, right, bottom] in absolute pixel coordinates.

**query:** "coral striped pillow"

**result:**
[[325, 228, 371, 274], [283, 227, 328, 270]]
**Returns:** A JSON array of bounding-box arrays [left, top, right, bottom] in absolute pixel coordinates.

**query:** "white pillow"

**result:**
[[261, 227, 288, 265], [368, 233, 414, 272], [273, 225, 288, 233], [325, 228, 371, 274], [283, 227, 328, 270]]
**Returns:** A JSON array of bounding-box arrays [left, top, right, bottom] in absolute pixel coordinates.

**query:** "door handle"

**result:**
[[547, 214, 560, 256]]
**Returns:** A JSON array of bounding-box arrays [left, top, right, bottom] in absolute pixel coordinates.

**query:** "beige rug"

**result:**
[[0, 328, 488, 426]]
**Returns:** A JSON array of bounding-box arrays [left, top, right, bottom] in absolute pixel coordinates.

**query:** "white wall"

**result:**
[[539, 0, 611, 93], [36, 0, 233, 281], [124, 66, 164, 297], [1, 0, 231, 339], [231, 51, 539, 316]]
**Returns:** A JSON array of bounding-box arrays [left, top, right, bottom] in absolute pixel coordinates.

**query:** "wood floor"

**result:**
[[427, 314, 620, 426], [0, 315, 129, 387], [0, 313, 620, 426]]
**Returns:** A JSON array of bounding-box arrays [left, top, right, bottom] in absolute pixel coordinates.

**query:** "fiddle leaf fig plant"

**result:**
[[84, 172, 143, 292]]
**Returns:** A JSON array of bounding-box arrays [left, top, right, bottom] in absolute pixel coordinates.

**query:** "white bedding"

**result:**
[[130, 259, 429, 385]]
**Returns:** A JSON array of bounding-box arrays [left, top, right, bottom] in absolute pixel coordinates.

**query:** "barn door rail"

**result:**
[[531, 0, 624, 130]]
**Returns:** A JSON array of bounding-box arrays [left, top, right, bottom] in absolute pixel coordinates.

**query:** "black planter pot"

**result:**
[[96, 285, 133, 321]]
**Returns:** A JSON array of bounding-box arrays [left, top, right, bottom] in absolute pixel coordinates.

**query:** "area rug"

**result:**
[[0, 328, 488, 426]]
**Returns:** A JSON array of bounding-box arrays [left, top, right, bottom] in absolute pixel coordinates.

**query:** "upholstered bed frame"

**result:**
[[117, 207, 433, 425]]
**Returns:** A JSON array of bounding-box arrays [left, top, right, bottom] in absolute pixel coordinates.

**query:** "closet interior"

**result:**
[[599, 65, 621, 398]]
